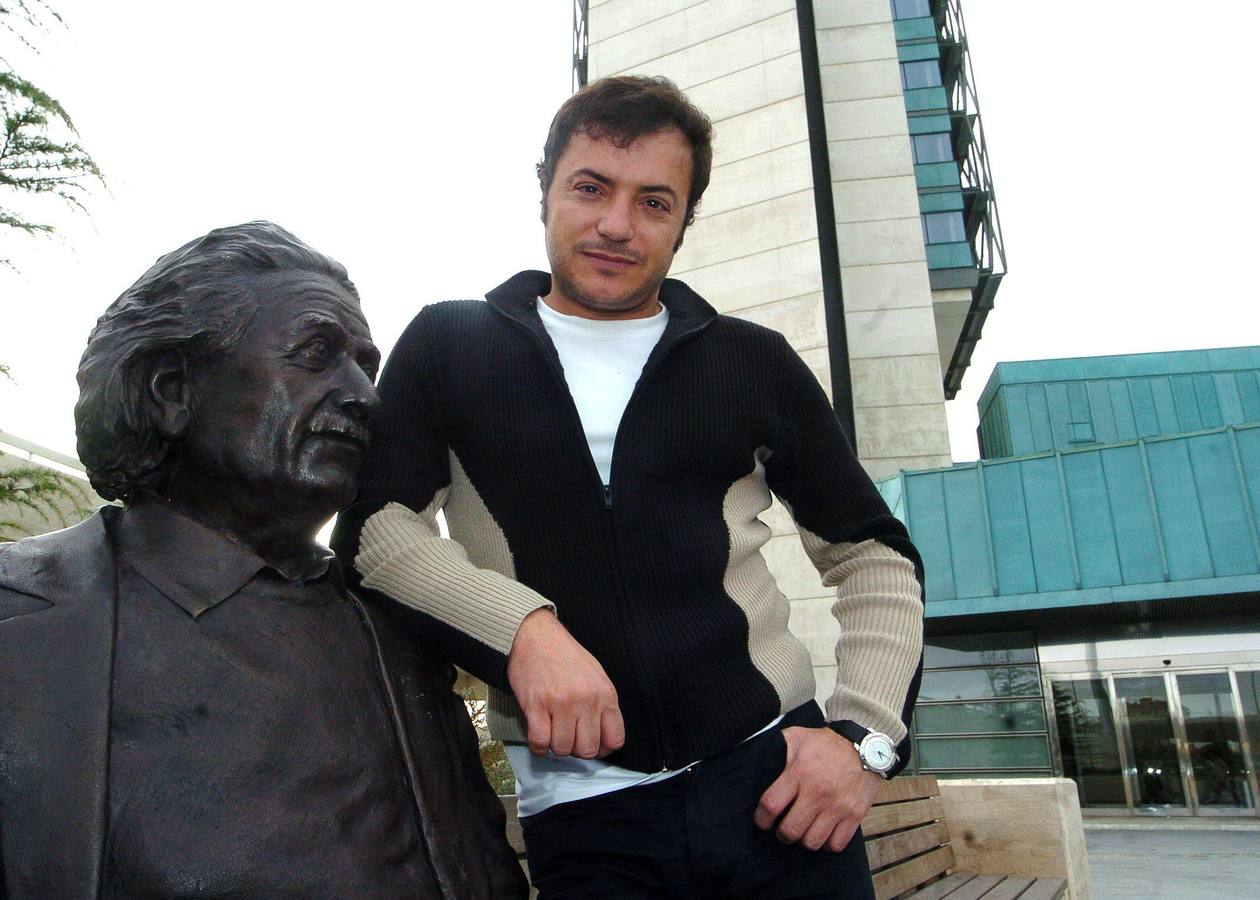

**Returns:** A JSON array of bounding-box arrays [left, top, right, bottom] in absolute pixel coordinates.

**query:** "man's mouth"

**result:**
[[580, 246, 640, 268]]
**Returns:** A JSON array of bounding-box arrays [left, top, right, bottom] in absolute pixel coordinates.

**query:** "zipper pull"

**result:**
[[603, 485, 613, 509]]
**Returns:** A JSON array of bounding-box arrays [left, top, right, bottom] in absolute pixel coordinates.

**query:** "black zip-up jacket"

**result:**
[[333, 270, 924, 774]]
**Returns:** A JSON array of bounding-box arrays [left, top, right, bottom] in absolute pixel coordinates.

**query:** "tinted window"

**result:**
[[892, 0, 931, 19], [913, 133, 953, 164], [901, 60, 942, 90], [923, 211, 966, 244]]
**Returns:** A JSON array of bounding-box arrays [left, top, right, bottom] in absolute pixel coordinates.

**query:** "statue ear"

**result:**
[[148, 351, 193, 440]]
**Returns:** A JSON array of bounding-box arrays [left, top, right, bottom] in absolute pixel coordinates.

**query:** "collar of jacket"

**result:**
[[485, 269, 718, 328], [484, 270, 719, 380]]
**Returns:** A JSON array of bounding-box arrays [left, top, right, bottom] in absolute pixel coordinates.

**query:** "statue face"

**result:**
[[170, 270, 381, 527]]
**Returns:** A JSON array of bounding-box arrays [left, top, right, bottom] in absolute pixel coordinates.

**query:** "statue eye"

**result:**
[[299, 337, 333, 364]]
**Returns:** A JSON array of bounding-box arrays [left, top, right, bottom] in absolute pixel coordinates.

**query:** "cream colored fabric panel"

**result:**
[[444, 452, 516, 577], [796, 529, 923, 742], [722, 448, 817, 710], [356, 494, 553, 657]]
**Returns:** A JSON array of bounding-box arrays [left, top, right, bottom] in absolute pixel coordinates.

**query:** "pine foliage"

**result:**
[[1, 0, 102, 269], [0, 463, 89, 541]]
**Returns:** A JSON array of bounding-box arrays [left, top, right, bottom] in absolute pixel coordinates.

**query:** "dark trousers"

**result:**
[[520, 704, 875, 899]]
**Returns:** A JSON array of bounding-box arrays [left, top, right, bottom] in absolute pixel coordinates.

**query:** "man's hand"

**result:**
[[754, 726, 882, 852], [507, 608, 626, 759]]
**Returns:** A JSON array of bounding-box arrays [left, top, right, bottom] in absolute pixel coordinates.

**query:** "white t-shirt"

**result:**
[[534, 298, 668, 484]]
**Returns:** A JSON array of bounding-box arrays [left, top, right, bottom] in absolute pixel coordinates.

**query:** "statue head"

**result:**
[[75, 222, 380, 542]]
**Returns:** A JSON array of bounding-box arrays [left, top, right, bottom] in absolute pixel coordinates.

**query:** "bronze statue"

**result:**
[[0, 222, 527, 898]]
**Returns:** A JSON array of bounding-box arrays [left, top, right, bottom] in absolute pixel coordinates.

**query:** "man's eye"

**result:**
[[577, 184, 601, 194], [645, 198, 667, 211]]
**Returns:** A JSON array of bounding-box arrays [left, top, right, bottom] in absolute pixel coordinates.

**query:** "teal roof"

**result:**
[[978, 346, 1260, 459], [878, 422, 1260, 621]]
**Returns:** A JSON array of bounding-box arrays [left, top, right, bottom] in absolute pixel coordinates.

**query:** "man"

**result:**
[[0, 222, 526, 898], [335, 77, 924, 898]]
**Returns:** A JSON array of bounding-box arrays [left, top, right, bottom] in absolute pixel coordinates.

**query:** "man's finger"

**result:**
[[800, 811, 842, 852], [825, 820, 860, 853], [774, 792, 822, 845], [526, 707, 552, 757], [754, 771, 797, 831], [597, 705, 626, 758], [550, 710, 577, 757], [573, 711, 602, 759]]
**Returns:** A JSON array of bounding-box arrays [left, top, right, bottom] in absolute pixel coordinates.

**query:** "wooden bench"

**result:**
[[501, 775, 1069, 899]]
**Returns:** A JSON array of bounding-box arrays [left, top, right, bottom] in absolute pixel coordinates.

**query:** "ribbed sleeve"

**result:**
[[357, 500, 553, 659]]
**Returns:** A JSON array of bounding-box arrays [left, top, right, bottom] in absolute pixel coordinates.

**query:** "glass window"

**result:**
[[900, 60, 942, 90], [1052, 679, 1127, 807], [924, 633, 1036, 669], [892, 0, 931, 19], [916, 735, 1050, 770], [916, 700, 1047, 735], [912, 132, 953, 164], [1239, 670, 1260, 763], [1177, 673, 1253, 808], [922, 211, 966, 244], [920, 665, 1042, 702]]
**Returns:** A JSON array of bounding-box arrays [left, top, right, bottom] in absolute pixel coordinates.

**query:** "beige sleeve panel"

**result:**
[[355, 467, 554, 656], [722, 449, 817, 710], [796, 529, 924, 743]]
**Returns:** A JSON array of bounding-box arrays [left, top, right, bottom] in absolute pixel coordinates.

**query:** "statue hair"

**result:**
[[74, 221, 358, 502]]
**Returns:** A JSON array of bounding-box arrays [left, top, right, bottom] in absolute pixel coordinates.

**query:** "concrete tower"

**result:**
[[576, 0, 1004, 708]]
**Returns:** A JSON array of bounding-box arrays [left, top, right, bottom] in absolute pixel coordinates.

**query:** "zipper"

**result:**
[[491, 293, 715, 769]]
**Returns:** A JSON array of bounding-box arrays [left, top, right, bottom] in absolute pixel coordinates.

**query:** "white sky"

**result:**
[[2, 0, 1258, 463]]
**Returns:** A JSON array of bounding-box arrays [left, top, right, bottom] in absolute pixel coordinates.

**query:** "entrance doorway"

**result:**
[[1049, 669, 1259, 816]]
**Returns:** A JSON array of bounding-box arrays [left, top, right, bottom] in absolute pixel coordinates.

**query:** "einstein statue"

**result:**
[[0, 222, 527, 898]]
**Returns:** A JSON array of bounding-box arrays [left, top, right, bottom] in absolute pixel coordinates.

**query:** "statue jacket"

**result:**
[[0, 509, 527, 899]]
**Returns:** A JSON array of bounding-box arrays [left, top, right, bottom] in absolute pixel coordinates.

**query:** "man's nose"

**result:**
[[596, 196, 634, 242]]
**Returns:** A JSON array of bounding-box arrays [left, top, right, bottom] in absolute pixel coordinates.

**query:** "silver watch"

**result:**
[[853, 730, 898, 778]]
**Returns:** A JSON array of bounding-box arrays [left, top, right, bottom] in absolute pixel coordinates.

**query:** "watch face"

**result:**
[[863, 734, 897, 771]]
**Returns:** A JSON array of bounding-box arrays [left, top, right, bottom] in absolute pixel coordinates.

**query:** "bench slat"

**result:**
[[866, 822, 950, 872], [873, 845, 954, 900], [1015, 878, 1068, 900], [937, 874, 1003, 900], [903, 872, 978, 899], [863, 796, 947, 837], [874, 775, 942, 806], [978, 876, 1034, 900]]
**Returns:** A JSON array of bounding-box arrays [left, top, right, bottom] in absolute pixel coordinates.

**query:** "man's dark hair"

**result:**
[[537, 75, 714, 228], [75, 221, 358, 502]]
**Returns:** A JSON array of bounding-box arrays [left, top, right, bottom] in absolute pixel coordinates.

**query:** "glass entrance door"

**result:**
[[1176, 672, 1254, 814], [1113, 676, 1188, 814], [1049, 670, 1260, 816]]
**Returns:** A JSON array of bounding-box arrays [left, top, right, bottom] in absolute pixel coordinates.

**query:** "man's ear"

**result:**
[[148, 351, 193, 440]]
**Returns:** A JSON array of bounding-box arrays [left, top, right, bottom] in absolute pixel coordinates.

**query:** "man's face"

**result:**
[[175, 271, 381, 524], [543, 127, 693, 319]]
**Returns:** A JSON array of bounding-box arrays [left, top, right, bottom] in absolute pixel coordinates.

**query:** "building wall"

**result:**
[[587, 0, 952, 709]]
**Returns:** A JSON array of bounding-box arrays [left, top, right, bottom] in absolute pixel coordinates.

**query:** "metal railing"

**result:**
[[572, 0, 589, 90]]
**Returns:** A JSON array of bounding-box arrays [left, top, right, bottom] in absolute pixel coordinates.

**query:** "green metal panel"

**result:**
[[898, 42, 941, 62], [978, 347, 1260, 457], [915, 162, 962, 189], [880, 423, 1260, 618], [908, 114, 952, 135], [917, 190, 964, 213], [926, 242, 973, 268], [894, 17, 937, 41], [903, 86, 948, 112]]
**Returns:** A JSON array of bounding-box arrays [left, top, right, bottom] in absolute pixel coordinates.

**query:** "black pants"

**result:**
[[520, 704, 875, 899]]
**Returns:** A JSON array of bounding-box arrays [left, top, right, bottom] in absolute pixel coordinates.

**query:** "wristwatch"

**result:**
[[831, 720, 898, 779]]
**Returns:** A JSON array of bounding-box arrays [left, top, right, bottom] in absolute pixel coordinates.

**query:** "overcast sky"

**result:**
[[2, 0, 1257, 464]]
